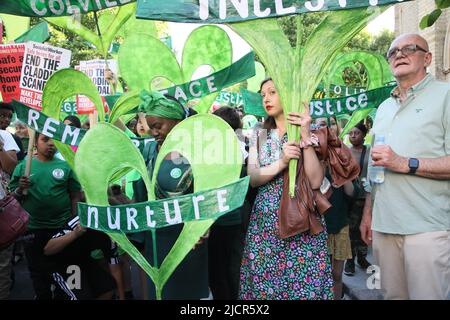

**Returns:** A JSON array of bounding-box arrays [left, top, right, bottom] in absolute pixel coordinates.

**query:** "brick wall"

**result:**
[[395, 0, 450, 82]]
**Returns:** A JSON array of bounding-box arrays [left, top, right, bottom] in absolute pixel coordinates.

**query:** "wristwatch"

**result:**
[[408, 158, 419, 174]]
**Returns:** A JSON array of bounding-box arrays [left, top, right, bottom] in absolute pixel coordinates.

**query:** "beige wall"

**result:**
[[395, 0, 450, 82]]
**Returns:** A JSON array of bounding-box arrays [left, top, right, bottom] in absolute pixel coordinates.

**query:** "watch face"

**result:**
[[409, 158, 419, 168]]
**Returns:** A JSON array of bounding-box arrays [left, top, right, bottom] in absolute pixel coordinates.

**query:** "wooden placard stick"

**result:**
[[23, 128, 36, 195]]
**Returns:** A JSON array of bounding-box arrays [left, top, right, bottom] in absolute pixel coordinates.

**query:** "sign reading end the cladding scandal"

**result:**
[[19, 42, 71, 110], [0, 42, 71, 109]]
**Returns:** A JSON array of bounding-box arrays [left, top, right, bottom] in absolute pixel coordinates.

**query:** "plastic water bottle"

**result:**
[[368, 135, 385, 184]]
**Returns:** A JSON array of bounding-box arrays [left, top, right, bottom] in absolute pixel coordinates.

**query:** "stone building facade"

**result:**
[[395, 0, 450, 82]]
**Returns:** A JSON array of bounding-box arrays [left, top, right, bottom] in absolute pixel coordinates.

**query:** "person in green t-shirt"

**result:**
[[9, 133, 82, 300]]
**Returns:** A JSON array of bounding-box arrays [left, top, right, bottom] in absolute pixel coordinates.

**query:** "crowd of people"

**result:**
[[0, 33, 448, 300]]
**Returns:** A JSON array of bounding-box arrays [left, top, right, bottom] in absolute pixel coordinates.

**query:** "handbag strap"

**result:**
[[358, 146, 367, 177]]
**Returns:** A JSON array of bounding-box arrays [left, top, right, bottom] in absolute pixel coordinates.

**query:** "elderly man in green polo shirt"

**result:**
[[359, 33, 450, 300]]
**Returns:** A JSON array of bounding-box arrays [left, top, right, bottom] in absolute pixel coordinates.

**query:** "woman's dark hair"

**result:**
[[259, 77, 277, 131], [355, 121, 368, 135], [63, 115, 81, 128], [213, 106, 242, 131]]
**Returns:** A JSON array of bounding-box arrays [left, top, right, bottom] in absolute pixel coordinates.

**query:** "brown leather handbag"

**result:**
[[278, 154, 331, 239], [0, 194, 29, 249], [278, 126, 360, 239]]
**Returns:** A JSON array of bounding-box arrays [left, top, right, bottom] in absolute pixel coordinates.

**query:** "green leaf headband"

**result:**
[[138, 90, 187, 120]]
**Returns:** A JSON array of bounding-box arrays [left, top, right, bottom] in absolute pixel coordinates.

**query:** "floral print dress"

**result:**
[[239, 130, 333, 300]]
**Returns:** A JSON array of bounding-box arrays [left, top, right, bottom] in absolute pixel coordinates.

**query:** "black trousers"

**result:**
[[23, 230, 57, 300], [208, 223, 246, 300]]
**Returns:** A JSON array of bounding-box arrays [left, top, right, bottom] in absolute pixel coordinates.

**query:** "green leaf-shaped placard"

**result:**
[[148, 113, 242, 298], [46, 3, 135, 57], [74, 123, 158, 285], [182, 25, 232, 114], [108, 90, 141, 125], [74, 115, 243, 299], [323, 51, 393, 138], [182, 25, 232, 80], [118, 25, 235, 114], [325, 51, 393, 90], [230, 8, 385, 195], [41, 69, 104, 168], [118, 33, 183, 91]]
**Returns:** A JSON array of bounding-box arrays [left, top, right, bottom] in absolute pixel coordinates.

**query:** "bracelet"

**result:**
[[301, 134, 319, 149]]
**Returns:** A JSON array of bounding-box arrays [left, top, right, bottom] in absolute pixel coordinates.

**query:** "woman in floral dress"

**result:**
[[239, 78, 333, 300]]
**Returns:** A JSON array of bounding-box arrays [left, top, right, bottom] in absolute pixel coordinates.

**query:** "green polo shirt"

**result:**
[[9, 157, 82, 230], [371, 74, 450, 235]]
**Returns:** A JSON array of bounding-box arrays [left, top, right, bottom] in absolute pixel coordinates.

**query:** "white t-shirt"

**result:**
[[0, 130, 20, 153]]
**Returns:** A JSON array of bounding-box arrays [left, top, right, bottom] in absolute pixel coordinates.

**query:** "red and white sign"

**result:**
[[0, 44, 25, 102], [19, 42, 71, 110]]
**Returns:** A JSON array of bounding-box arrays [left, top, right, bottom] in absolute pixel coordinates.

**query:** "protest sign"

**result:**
[[0, 44, 25, 102], [19, 41, 71, 109], [76, 59, 117, 114]]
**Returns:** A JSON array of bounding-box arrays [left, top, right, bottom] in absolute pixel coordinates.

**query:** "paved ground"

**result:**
[[9, 249, 382, 300], [342, 249, 384, 300]]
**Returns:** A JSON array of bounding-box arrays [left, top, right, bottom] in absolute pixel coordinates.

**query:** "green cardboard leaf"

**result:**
[[182, 25, 232, 82], [325, 51, 393, 91], [118, 33, 183, 91], [46, 3, 134, 57], [324, 51, 393, 137], [74, 123, 158, 284], [230, 8, 385, 195], [41, 69, 104, 168], [108, 90, 141, 124], [75, 115, 242, 299], [149, 114, 242, 296], [182, 25, 232, 113]]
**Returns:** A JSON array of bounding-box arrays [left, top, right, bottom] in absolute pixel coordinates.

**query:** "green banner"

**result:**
[[160, 51, 255, 104], [14, 99, 155, 150], [13, 100, 87, 145], [60, 100, 76, 113], [215, 91, 243, 107], [79, 176, 249, 233], [310, 84, 394, 118], [0, 0, 135, 17], [320, 84, 366, 96], [241, 87, 267, 117], [136, 0, 410, 23], [242, 84, 396, 118]]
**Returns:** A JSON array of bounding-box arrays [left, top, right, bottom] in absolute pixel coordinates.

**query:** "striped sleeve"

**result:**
[[51, 216, 79, 239]]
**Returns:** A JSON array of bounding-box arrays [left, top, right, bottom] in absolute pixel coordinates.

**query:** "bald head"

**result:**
[[387, 33, 432, 85], [390, 33, 429, 52]]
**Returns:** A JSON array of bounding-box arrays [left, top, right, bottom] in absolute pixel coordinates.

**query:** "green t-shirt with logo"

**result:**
[[9, 157, 82, 230]]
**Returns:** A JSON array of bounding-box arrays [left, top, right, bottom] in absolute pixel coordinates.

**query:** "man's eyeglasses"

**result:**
[[387, 44, 428, 60]]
